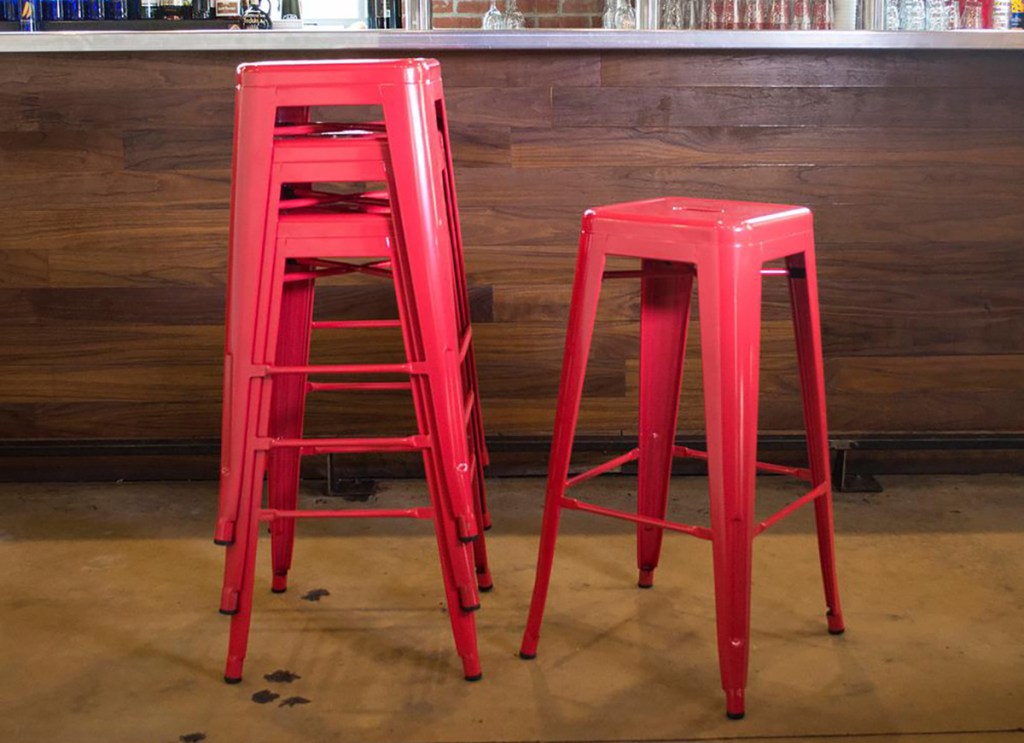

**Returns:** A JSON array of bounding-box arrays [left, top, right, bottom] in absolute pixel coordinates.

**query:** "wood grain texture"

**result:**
[[0, 49, 1021, 445]]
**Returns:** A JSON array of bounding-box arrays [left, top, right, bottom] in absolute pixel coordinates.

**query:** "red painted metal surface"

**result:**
[[519, 197, 846, 719], [215, 59, 492, 685]]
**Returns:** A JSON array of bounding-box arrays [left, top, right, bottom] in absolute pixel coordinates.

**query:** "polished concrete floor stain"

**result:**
[[0, 475, 1021, 742]]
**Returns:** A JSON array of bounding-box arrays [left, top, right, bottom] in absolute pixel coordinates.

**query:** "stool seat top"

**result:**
[[587, 197, 810, 229], [237, 58, 441, 87]]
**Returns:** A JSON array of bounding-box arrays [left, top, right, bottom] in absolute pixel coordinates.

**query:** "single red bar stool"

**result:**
[[215, 59, 491, 685], [519, 197, 845, 719]]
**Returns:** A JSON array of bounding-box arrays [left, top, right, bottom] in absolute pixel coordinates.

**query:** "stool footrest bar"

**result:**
[[560, 497, 713, 540], [754, 482, 829, 536], [673, 446, 812, 481], [565, 448, 640, 489], [266, 435, 428, 454], [308, 381, 413, 392], [312, 320, 403, 329], [602, 267, 695, 280], [267, 362, 415, 375], [259, 507, 433, 521]]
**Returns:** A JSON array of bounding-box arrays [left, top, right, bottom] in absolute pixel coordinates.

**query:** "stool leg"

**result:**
[[422, 450, 484, 680], [470, 457, 494, 592], [267, 266, 315, 594], [215, 89, 287, 548], [520, 235, 607, 659], [218, 389, 268, 615], [698, 257, 763, 720], [223, 450, 267, 683], [787, 249, 845, 635], [637, 261, 693, 589]]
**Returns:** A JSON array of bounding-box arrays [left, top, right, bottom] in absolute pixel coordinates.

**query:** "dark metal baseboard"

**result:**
[[0, 434, 1021, 491]]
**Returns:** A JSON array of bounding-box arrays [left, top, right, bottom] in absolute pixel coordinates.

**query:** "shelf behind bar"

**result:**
[[0, 28, 1023, 53]]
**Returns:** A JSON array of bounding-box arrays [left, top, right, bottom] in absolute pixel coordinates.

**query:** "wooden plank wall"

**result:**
[[0, 49, 1022, 448]]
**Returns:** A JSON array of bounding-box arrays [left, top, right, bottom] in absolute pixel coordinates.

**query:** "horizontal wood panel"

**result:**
[[553, 86, 1024, 129], [0, 48, 1021, 444], [456, 164, 1024, 206], [510, 127, 1024, 169], [599, 51, 1024, 89], [457, 200, 1024, 246]]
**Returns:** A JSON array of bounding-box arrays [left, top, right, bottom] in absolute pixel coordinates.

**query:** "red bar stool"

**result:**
[[519, 197, 845, 719], [215, 59, 491, 684]]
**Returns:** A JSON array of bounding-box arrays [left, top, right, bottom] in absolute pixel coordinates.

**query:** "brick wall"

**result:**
[[432, 0, 604, 28]]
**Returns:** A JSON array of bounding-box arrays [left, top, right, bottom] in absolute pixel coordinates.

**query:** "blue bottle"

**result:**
[[19, 0, 38, 29], [83, 0, 102, 16], [104, 0, 125, 16], [1, 0, 16, 20], [62, 0, 83, 17], [40, 0, 61, 18]]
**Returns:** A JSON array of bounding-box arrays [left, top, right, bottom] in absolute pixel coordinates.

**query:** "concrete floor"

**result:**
[[1, 474, 1022, 743]]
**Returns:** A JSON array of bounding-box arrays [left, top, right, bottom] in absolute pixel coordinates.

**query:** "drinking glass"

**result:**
[[883, 0, 900, 26], [613, 0, 636, 27], [744, 0, 766, 27], [899, 0, 925, 27], [768, 0, 790, 27], [482, 0, 504, 28], [811, 0, 833, 26], [602, 0, 616, 25], [960, 0, 983, 26], [718, 0, 741, 26], [676, 0, 702, 25], [923, 0, 945, 27], [792, 0, 811, 27], [944, 0, 959, 27], [662, 0, 683, 26], [503, 0, 525, 27]]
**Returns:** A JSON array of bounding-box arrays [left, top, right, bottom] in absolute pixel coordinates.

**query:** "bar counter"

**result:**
[[0, 28, 1023, 53], [1, 30, 1022, 465]]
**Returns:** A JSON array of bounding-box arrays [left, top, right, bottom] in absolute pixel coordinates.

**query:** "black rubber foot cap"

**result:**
[[478, 584, 494, 593], [462, 603, 482, 613], [637, 582, 653, 589], [519, 652, 536, 660], [219, 608, 239, 616], [828, 627, 846, 635], [213, 538, 234, 547], [224, 676, 242, 685], [727, 711, 745, 720], [271, 587, 287, 594], [464, 673, 483, 682], [459, 533, 479, 544]]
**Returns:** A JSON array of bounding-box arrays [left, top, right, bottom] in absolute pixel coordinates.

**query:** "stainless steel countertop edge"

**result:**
[[1, 29, 1023, 53]]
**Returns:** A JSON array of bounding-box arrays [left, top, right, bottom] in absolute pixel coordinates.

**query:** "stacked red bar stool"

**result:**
[[519, 197, 846, 719], [214, 59, 492, 684]]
